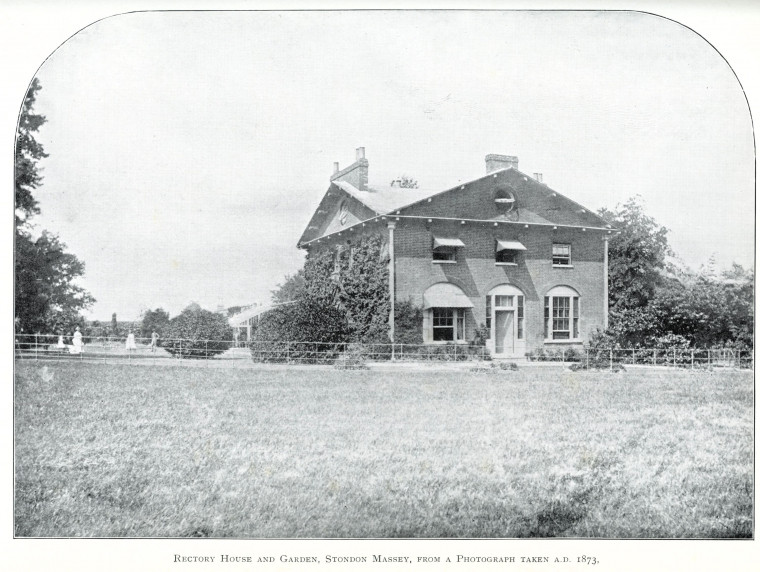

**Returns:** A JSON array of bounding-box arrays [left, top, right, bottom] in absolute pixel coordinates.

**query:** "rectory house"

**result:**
[[297, 148, 614, 359]]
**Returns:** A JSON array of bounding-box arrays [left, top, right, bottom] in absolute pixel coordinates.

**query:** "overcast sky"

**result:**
[[27, 10, 754, 321]]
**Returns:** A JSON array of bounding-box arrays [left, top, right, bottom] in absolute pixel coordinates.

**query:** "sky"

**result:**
[[21, 10, 755, 320]]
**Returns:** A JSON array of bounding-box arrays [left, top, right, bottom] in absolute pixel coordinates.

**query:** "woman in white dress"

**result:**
[[70, 327, 83, 354], [125, 330, 137, 352]]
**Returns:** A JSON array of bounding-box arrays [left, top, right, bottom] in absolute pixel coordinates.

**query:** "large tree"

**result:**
[[15, 78, 47, 230], [598, 197, 753, 349], [14, 79, 94, 333], [598, 196, 670, 312]]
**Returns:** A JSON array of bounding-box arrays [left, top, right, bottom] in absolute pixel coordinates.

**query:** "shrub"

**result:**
[[251, 299, 350, 363], [162, 306, 233, 358], [394, 299, 423, 345]]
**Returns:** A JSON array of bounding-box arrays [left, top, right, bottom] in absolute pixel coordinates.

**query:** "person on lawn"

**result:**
[[70, 327, 83, 354], [125, 330, 137, 352], [150, 331, 159, 353]]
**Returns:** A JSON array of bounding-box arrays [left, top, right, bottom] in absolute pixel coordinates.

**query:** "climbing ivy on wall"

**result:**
[[303, 233, 391, 343]]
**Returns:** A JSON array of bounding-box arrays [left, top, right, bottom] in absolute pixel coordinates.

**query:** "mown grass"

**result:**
[[14, 362, 753, 538]]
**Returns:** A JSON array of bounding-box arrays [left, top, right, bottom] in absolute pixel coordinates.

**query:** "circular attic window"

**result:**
[[493, 186, 517, 213]]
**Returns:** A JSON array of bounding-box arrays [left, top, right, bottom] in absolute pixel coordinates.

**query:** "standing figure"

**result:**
[[150, 331, 159, 353], [57, 334, 65, 351], [70, 327, 83, 355], [125, 330, 137, 352]]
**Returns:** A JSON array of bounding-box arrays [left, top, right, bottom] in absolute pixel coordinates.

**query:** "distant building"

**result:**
[[228, 302, 296, 345], [297, 148, 614, 358]]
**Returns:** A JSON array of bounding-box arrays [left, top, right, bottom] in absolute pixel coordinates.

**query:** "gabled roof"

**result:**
[[299, 165, 612, 247], [332, 181, 437, 214]]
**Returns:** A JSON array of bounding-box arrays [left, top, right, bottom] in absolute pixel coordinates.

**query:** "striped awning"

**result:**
[[423, 283, 474, 309], [496, 239, 527, 252], [433, 236, 465, 249]]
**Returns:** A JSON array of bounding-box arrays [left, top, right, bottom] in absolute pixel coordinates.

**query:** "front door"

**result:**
[[494, 310, 514, 356]]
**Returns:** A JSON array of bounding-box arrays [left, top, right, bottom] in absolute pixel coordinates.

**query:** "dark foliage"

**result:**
[[162, 305, 233, 358], [140, 308, 171, 338], [14, 79, 94, 334], [15, 231, 95, 334], [15, 78, 47, 229]]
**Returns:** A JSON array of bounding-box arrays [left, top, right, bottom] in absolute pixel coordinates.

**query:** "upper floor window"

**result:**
[[552, 243, 571, 266], [495, 239, 526, 265], [432, 236, 464, 264]]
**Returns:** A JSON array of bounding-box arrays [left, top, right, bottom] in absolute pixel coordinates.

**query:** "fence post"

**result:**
[[179, 338, 182, 362], [673, 348, 676, 368], [35, 334, 38, 361], [653, 349, 656, 366], [632, 347, 635, 365], [286, 342, 290, 363], [609, 348, 613, 369], [707, 349, 710, 367], [691, 349, 694, 369], [392, 342, 396, 362], [561, 348, 565, 364]]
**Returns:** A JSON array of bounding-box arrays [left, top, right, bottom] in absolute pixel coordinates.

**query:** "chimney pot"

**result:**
[[356, 147, 365, 161], [333, 162, 340, 174], [534, 172, 543, 182], [485, 154, 518, 173]]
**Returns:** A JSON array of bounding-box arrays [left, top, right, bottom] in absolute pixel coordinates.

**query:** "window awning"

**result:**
[[496, 239, 527, 252], [423, 283, 474, 309], [433, 236, 465, 249]]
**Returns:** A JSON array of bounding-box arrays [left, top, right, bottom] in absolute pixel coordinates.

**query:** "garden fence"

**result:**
[[13, 333, 754, 369]]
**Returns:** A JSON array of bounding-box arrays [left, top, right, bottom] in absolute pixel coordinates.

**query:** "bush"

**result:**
[[394, 300, 423, 345], [161, 306, 233, 358], [251, 299, 350, 363]]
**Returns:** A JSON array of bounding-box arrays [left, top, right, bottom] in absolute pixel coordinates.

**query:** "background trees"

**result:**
[[15, 79, 95, 334], [139, 308, 171, 338], [161, 305, 233, 357], [598, 197, 753, 349]]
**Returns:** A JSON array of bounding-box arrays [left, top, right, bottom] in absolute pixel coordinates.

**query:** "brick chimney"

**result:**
[[330, 147, 369, 191], [485, 154, 518, 173]]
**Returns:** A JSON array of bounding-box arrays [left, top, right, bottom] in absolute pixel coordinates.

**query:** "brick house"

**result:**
[[297, 148, 614, 358]]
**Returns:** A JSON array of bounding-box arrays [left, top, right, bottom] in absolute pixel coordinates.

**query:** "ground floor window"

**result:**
[[544, 286, 580, 340], [431, 308, 465, 341]]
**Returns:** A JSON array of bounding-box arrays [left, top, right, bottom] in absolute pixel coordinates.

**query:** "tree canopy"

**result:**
[[161, 305, 233, 358], [140, 308, 171, 338], [14, 79, 95, 334], [598, 197, 753, 349], [15, 78, 47, 230], [598, 196, 670, 312]]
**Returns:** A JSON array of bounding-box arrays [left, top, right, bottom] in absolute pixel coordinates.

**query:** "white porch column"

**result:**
[[603, 236, 609, 329], [387, 221, 396, 354]]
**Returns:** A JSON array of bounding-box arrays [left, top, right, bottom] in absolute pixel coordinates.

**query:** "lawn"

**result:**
[[14, 362, 753, 538]]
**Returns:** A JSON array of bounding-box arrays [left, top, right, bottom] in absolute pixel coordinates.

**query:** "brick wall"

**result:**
[[393, 217, 606, 350]]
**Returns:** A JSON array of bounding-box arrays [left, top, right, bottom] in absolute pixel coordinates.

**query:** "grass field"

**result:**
[[14, 361, 753, 538]]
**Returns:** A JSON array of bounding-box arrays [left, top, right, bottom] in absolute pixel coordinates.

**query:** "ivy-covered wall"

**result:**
[[304, 233, 392, 343]]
